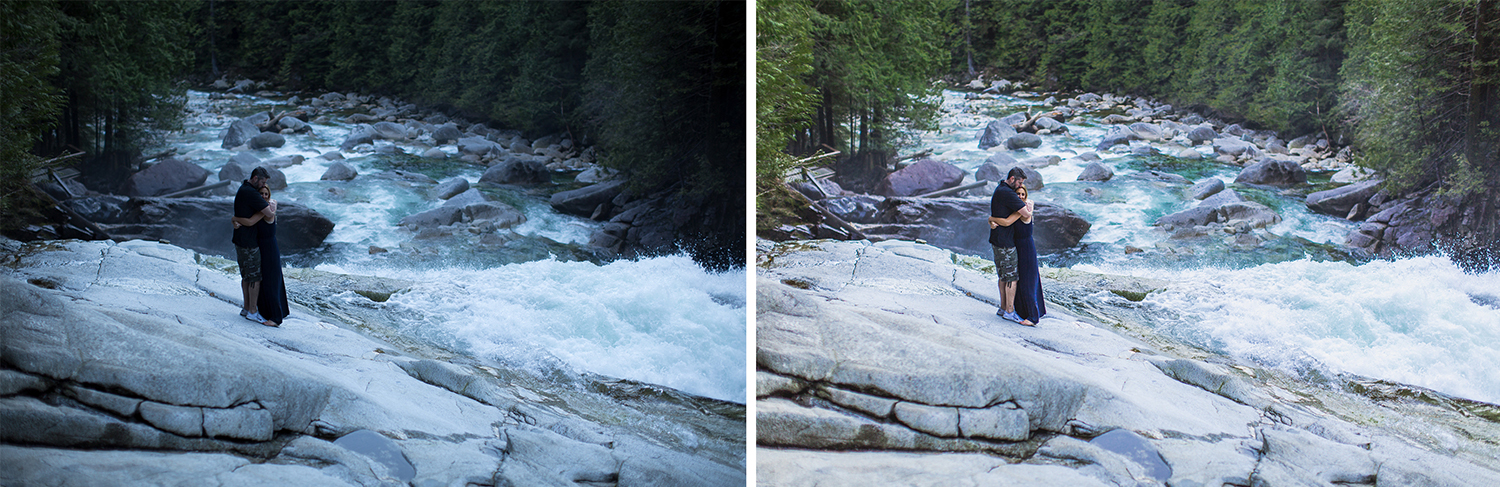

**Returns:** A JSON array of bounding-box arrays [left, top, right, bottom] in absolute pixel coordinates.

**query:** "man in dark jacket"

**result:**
[[233, 167, 274, 323]]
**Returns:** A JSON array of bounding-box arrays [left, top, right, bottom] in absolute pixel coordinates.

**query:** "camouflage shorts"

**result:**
[[992, 246, 1019, 282], [236, 245, 262, 282]]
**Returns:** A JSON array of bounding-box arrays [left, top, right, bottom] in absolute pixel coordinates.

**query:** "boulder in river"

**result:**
[[550, 180, 626, 216], [320, 161, 358, 181], [979, 120, 1018, 150], [480, 157, 549, 185], [875, 159, 965, 197], [1005, 133, 1043, 150], [432, 123, 463, 144], [372, 121, 407, 140], [1235, 158, 1307, 187], [1076, 162, 1113, 182], [248, 132, 286, 150], [1306, 179, 1383, 217], [1188, 178, 1225, 200], [220, 120, 258, 149], [340, 125, 377, 151], [433, 177, 470, 200], [120, 159, 210, 197]]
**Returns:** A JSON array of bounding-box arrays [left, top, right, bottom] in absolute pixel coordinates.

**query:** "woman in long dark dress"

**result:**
[[234, 186, 287, 327], [1012, 186, 1045, 325]]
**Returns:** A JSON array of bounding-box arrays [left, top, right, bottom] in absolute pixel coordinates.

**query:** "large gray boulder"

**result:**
[[432, 123, 463, 144], [1188, 178, 1225, 200], [875, 159, 965, 197], [340, 125, 377, 151], [1156, 189, 1280, 230], [1235, 158, 1307, 187], [62, 196, 333, 258], [550, 180, 626, 216], [320, 161, 358, 181], [120, 159, 210, 197], [1005, 133, 1043, 150], [220, 120, 258, 149], [1305, 179, 1383, 217], [1076, 162, 1113, 182], [372, 121, 407, 140], [978, 120, 1017, 150], [433, 177, 470, 200], [1213, 137, 1256, 157], [457, 136, 501, 157], [858, 197, 1087, 256], [248, 132, 286, 150], [1095, 125, 1140, 151], [1187, 125, 1218, 144], [480, 157, 549, 185]]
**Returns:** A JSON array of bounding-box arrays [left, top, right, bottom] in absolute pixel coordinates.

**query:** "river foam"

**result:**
[[322, 255, 747, 404], [1087, 257, 1500, 405]]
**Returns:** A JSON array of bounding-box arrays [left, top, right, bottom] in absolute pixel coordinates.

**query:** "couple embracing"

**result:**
[[989, 168, 1045, 326], [232, 167, 289, 328]]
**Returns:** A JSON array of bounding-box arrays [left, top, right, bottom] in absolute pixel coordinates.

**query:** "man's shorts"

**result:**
[[992, 245, 1019, 282], [236, 245, 262, 282]]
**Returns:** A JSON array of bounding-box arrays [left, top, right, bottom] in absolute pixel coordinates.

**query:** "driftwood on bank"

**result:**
[[785, 182, 866, 240], [916, 180, 988, 198], [161, 180, 233, 198]]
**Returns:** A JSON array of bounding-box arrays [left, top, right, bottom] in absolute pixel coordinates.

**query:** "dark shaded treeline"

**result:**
[[758, 0, 1497, 268], [3, 0, 744, 269]]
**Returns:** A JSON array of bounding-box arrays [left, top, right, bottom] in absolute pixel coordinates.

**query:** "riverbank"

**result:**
[[1, 237, 744, 485], [756, 238, 1500, 486]]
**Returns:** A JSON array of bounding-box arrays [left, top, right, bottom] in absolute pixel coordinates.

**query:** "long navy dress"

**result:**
[[255, 220, 289, 324], [1014, 218, 1046, 324]]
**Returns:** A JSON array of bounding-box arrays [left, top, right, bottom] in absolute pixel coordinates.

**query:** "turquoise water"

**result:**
[[917, 90, 1500, 405]]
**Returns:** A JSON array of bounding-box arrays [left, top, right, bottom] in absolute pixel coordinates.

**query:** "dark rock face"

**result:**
[[856, 197, 1089, 257], [1234, 158, 1307, 187], [1344, 190, 1499, 271], [1306, 179, 1382, 217], [875, 159, 965, 197], [120, 159, 210, 197], [63, 196, 334, 258], [585, 189, 743, 268]]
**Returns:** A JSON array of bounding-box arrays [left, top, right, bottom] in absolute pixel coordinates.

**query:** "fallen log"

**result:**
[[161, 180, 232, 198], [785, 182, 865, 240], [916, 180, 987, 198]]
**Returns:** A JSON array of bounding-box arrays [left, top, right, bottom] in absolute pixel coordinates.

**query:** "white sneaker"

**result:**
[[246, 311, 265, 323]]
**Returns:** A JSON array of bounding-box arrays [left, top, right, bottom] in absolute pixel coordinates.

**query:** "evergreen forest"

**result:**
[[2, 0, 744, 266], [758, 0, 1498, 254]]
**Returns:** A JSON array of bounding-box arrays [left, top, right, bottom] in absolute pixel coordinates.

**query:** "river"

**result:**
[[148, 90, 746, 404], [910, 89, 1500, 406]]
